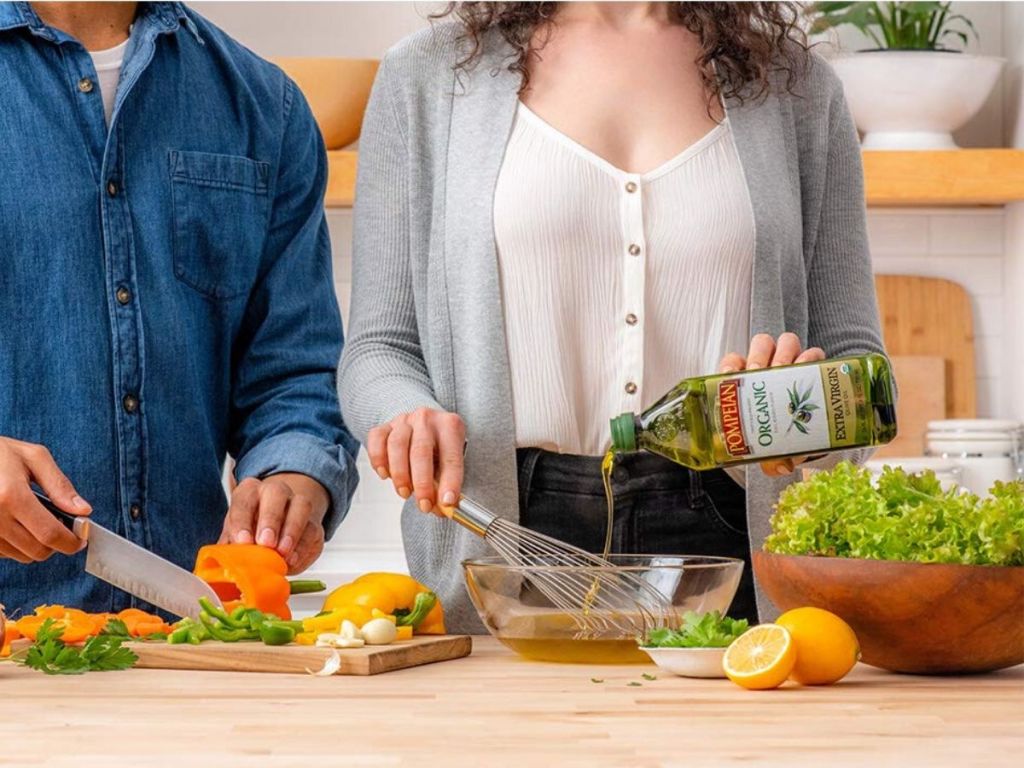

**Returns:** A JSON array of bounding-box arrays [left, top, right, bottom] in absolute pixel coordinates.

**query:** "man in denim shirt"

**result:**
[[0, 2, 359, 613]]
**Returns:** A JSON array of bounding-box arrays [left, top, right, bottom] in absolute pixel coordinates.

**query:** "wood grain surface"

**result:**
[[325, 149, 357, 207], [862, 149, 1024, 207], [872, 355, 946, 457], [127, 634, 472, 675], [0, 638, 1020, 768], [874, 275, 976, 419]]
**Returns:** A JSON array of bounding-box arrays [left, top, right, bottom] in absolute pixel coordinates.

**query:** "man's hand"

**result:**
[[718, 332, 826, 477], [0, 437, 89, 563], [220, 473, 329, 573]]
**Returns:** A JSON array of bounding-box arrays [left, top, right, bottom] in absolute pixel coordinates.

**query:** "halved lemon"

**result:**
[[722, 624, 796, 690]]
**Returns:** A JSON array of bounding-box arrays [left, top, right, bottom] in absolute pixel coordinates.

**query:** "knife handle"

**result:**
[[33, 490, 80, 531]]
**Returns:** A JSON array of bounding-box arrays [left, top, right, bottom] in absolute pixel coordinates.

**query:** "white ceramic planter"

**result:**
[[831, 51, 1004, 150]]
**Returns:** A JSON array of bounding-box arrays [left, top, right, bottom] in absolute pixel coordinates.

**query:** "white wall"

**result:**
[[195, 2, 1024, 581], [194, 1, 434, 58], [1002, 1, 1024, 424]]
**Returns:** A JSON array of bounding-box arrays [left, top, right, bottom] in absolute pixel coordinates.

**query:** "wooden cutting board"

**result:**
[[125, 634, 472, 676], [872, 355, 947, 457], [874, 275, 976, 418]]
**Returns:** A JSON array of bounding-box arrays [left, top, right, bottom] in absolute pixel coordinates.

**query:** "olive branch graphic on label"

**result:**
[[786, 383, 820, 434]]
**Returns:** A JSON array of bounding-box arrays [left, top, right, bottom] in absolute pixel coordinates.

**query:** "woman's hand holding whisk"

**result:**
[[366, 408, 466, 516]]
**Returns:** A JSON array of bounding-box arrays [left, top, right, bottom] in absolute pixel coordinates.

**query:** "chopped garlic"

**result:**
[[315, 620, 366, 649]]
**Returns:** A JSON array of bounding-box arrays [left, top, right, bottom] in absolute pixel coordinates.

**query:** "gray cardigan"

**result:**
[[339, 24, 886, 633]]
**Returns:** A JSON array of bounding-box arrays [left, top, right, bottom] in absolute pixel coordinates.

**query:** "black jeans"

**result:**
[[517, 448, 757, 624]]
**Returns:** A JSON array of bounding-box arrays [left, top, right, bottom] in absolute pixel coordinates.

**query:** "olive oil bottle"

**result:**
[[609, 354, 897, 469]]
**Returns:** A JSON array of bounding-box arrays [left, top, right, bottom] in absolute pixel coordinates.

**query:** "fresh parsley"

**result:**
[[643, 611, 749, 649], [765, 462, 1024, 566], [17, 619, 138, 675], [99, 618, 130, 637]]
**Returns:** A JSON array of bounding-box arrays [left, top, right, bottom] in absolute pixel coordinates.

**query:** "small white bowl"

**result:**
[[639, 646, 726, 678]]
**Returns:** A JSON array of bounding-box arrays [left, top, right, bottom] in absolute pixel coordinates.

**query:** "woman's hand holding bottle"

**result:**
[[366, 409, 466, 516], [718, 332, 825, 477]]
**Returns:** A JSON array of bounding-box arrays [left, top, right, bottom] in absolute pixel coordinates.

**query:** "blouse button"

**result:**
[[628, 244, 641, 256], [624, 181, 638, 194], [625, 382, 638, 395], [625, 313, 638, 326]]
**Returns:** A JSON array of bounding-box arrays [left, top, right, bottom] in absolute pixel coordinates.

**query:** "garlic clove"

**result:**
[[360, 618, 398, 646]]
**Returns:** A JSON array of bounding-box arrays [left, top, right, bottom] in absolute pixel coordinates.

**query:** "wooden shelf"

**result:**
[[325, 148, 1024, 209], [863, 149, 1024, 207], [325, 150, 357, 208]]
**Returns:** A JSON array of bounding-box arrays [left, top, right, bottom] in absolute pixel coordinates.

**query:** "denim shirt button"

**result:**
[[78, 77, 94, 94], [129, 504, 142, 521], [107, 180, 118, 197], [116, 286, 132, 305], [122, 394, 138, 413]]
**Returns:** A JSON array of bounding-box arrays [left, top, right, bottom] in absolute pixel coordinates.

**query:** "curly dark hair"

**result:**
[[435, 2, 811, 105]]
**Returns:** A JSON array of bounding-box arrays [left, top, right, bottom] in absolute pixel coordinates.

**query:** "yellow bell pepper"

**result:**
[[322, 573, 446, 634], [295, 631, 317, 646], [395, 625, 413, 641], [302, 605, 374, 635]]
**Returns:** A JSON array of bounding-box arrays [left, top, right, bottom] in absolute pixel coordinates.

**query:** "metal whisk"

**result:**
[[447, 496, 677, 637]]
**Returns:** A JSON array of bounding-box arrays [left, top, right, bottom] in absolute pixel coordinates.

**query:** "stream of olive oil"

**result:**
[[600, 450, 615, 560], [580, 451, 618, 620]]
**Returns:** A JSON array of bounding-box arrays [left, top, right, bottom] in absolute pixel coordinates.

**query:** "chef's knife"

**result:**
[[34, 490, 222, 619]]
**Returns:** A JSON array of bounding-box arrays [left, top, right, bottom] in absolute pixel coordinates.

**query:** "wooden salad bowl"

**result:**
[[753, 551, 1024, 674]]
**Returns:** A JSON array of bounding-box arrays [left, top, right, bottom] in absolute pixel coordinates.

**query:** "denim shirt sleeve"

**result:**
[[229, 78, 359, 538]]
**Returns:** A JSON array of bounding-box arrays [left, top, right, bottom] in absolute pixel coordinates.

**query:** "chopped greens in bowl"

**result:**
[[764, 462, 1024, 566], [642, 611, 749, 649]]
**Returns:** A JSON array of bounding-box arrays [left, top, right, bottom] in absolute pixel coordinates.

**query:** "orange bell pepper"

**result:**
[[1, 624, 20, 657], [116, 608, 171, 637], [194, 544, 292, 620], [13, 606, 170, 643], [16, 606, 98, 644]]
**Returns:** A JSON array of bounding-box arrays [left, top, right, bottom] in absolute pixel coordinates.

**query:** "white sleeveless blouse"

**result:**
[[493, 102, 756, 456]]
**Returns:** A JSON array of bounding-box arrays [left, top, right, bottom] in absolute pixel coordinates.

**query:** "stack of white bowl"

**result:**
[[924, 419, 1023, 497]]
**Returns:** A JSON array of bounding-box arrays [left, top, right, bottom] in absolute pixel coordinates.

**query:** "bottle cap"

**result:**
[[610, 413, 637, 452]]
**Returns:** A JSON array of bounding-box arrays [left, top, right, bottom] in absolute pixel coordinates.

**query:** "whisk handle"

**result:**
[[446, 495, 497, 537]]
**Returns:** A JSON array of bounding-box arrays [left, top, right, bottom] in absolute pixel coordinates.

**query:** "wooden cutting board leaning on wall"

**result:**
[[872, 276, 977, 457]]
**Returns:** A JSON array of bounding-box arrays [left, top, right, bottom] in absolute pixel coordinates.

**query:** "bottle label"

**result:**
[[710, 360, 860, 460]]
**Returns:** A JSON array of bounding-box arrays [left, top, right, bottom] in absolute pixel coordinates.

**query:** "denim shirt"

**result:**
[[0, 2, 358, 614]]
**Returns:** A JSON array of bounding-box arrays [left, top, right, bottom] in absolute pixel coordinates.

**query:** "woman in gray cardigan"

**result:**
[[340, 2, 886, 633]]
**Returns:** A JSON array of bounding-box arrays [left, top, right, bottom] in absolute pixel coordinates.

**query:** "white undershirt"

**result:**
[[494, 102, 756, 456], [88, 38, 129, 126]]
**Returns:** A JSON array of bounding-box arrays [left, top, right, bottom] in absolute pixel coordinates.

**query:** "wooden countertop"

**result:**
[[1, 638, 1020, 767]]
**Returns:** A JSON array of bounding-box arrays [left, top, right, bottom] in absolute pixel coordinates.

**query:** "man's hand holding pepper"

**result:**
[[219, 473, 329, 573]]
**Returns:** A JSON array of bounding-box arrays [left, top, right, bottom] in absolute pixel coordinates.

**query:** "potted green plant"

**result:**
[[807, 1, 1004, 149]]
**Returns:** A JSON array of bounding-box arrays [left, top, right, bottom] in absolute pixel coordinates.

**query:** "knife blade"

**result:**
[[34, 491, 222, 619]]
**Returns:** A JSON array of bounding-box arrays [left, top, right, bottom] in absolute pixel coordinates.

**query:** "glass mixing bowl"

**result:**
[[463, 554, 744, 664]]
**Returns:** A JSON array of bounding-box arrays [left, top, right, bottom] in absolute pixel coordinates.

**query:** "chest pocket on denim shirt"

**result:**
[[170, 150, 271, 300]]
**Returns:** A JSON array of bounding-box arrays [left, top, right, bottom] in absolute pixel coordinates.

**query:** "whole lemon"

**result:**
[[776, 607, 860, 685]]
